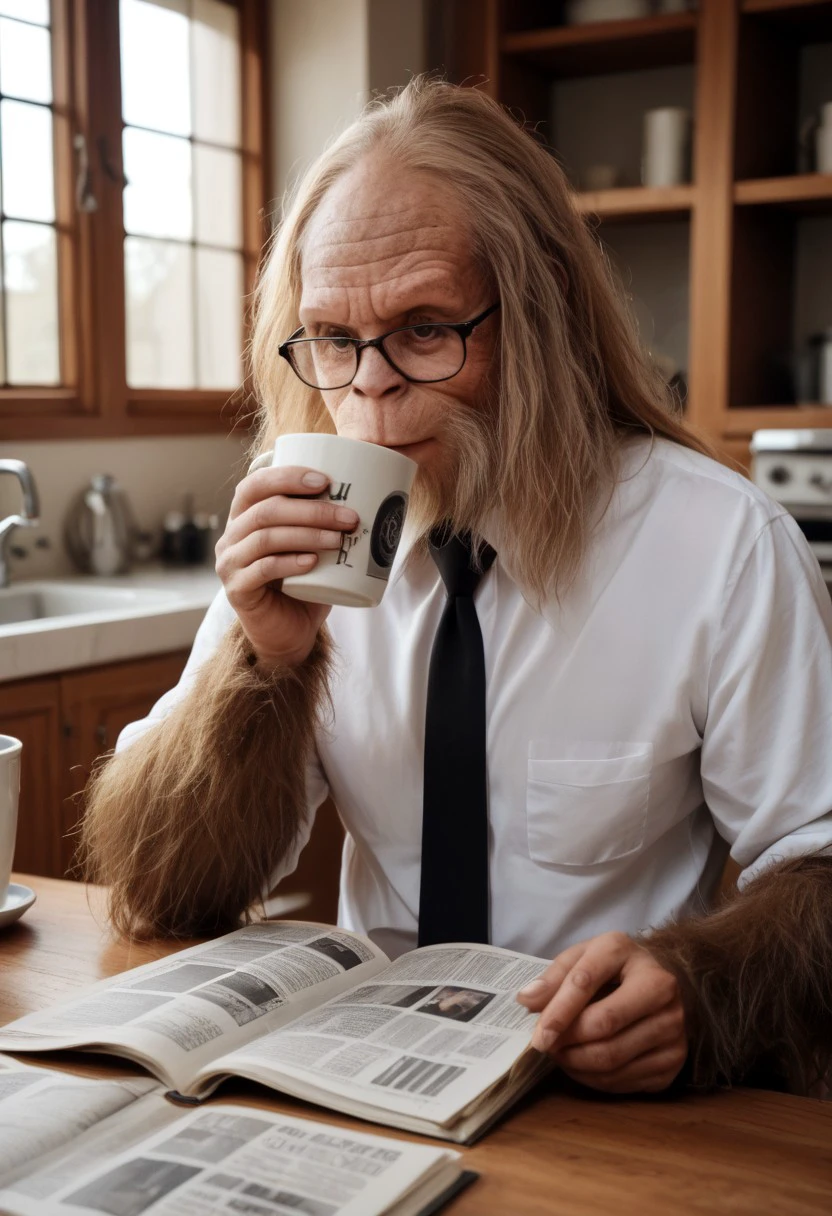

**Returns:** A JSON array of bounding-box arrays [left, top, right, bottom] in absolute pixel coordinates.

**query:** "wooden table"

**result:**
[[2, 874, 831, 1215]]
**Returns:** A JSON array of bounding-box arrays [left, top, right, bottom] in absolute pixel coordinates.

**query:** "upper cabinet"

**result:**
[[430, 0, 832, 468], [0, 0, 269, 442]]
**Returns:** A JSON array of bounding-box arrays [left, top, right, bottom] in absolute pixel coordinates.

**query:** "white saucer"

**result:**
[[0, 883, 36, 930]]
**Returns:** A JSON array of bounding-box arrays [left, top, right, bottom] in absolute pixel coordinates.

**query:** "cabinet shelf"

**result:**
[[734, 174, 832, 212], [452, 0, 832, 460], [724, 406, 832, 437], [576, 185, 694, 221], [744, 0, 832, 10], [501, 13, 697, 78]]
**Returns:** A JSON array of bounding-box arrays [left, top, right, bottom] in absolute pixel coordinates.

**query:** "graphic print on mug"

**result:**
[[368, 491, 409, 580]]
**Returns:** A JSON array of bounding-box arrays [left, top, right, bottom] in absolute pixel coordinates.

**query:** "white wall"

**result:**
[[0, 435, 248, 579], [271, 0, 425, 199], [271, 0, 369, 201], [368, 0, 425, 99]]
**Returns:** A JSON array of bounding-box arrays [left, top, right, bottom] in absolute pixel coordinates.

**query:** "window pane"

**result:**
[[123, 127, 192, 240], [0, 18, 51, 103], [120, 0, 190, 136], [125, 236, 194, 388], [0, 2, 49, 25], [3, 220, 59, 385], [0, 99, 54, 221], [194, 144, 241, 248], [196, 247, 242, 388], [192, 0, 240, 147]]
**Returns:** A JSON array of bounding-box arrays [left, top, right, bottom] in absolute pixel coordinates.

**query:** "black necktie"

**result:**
[[418, 528, 497, 947]]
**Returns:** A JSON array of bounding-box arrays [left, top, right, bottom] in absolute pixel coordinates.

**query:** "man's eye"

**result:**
[[323, 335, 353, 352], [410, 324, 442, 342]]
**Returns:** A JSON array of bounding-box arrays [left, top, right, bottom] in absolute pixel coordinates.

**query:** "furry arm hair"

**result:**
[[641, 852, 832, 1094], [78, 619, 333, 940]]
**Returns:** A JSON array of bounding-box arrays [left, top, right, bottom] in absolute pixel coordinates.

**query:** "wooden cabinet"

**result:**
[[59, 653, 192, 875], [60, 654, 190, 799], [0, 653, 189, 879], [0, 677, 63, 876], [0, 652, 344, 922], [432, 0, 832, 468]]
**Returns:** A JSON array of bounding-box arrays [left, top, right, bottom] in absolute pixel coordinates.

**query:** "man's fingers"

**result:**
[[530, 932, 633, 1050], [228, 466, 330, 520], [553, 1005, 684, 1074], [516, 942, 588, 1011], [559, 1043, 688, 1095], [556, 960, 680, 1046]]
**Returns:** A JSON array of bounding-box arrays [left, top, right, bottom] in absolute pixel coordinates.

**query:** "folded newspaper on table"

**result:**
[[0, 922, 553, 1143], [0, 1057, 473, 1216]]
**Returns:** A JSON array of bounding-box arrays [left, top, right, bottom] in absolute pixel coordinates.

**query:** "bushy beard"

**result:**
[[402, 390, 500, 559]]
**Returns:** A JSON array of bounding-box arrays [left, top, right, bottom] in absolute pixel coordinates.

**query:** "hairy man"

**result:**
[[81, 78, 832, 1098]]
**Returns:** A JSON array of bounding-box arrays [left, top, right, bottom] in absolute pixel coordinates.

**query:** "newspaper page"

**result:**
[[0, 1100, 463, 1216], [0, 924, 390, 1095], [0, 1056, 160, 1187], [192, 943, 551, 1129]]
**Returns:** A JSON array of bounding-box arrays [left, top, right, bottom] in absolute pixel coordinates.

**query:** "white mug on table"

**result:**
[[0, 735, 22, 904], [249, 433, 419, 609]]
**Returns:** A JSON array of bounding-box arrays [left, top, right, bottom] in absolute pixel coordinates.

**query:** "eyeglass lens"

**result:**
[[289, 325, 467, 389]]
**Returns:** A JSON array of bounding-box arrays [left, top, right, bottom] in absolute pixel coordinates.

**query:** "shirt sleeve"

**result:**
[[114, 588, 331, 888], [700, 511, 832, 886]]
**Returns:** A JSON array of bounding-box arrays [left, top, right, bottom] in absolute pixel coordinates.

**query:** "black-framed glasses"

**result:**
[[278, 302, 500, 391]]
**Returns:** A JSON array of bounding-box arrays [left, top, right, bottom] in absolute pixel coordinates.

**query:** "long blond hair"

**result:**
[[250, 75, 715, 601]]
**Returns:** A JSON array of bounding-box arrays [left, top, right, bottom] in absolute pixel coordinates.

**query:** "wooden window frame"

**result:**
[[0, 0, 269, 441]]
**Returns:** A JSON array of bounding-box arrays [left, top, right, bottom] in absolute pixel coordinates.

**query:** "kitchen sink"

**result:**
[[0, 582, 178, 626]]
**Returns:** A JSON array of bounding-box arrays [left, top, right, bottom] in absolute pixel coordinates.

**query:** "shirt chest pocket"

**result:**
[[526, 742, 653, 867]]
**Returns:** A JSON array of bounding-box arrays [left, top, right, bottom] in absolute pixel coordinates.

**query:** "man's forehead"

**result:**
[[300, 161, 475, 293], [303, 209, 469, 277]]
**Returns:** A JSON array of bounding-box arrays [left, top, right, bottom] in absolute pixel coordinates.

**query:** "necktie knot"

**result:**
[[429, 527, 496, 599]]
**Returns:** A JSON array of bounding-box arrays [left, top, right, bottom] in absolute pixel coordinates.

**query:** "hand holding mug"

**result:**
[[215, 464, 359, 670], [216, 434, 417, 670]]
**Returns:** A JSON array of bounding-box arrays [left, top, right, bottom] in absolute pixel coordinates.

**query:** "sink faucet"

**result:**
[[0, 460, 40, 588]]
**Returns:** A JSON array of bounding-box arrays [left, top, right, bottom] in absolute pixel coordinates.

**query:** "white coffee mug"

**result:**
[[249, 433, 419, 608], [0, 735, 22, 905], [642, 107, 691, 187]]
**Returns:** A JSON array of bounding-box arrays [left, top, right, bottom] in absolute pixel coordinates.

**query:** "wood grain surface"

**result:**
[[2, 874, 831, 1215]]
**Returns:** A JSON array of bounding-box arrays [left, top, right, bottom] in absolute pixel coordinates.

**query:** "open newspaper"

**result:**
[[0, 1057, 472, 1216], [0, 922, 553, 1143]]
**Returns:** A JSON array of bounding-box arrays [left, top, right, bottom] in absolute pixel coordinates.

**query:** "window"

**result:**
[[121, 0, 244, 390], [0, 1, 61, 387], [0, 0, 268, 439]]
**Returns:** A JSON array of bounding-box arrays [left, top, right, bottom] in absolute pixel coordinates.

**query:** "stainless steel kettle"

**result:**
[[65, 474, 135, 576]]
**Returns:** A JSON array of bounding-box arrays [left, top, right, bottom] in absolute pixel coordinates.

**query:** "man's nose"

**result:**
[[351, 344, 406, 399]]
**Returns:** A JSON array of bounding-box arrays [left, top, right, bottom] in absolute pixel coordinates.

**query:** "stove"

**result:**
[[750, 429, 832, 596]]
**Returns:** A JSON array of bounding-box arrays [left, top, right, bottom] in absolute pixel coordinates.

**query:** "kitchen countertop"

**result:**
[[0, 565, 219, 683]]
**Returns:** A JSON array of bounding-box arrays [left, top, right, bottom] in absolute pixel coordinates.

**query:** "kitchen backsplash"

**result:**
[[0, 434, 249, 579]]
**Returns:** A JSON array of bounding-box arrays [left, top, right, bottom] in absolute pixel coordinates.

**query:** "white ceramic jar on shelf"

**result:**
[[816, 102, 832, 175], [642, 107, 692, 187]]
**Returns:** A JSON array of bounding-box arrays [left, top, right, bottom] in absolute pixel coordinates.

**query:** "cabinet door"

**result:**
[[0, 677, 63, 878], [61, 652, 189, 872]]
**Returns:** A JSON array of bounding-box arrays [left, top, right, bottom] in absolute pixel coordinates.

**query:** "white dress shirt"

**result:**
[[119, 438, 832, 959]]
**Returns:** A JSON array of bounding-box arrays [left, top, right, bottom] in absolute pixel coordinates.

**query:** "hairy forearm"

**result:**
[[641, 853, 832, 1094], [78, 620, 333, 941]]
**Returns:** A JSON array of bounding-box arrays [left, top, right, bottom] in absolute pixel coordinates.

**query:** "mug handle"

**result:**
[[247, 452, 273, 476]]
